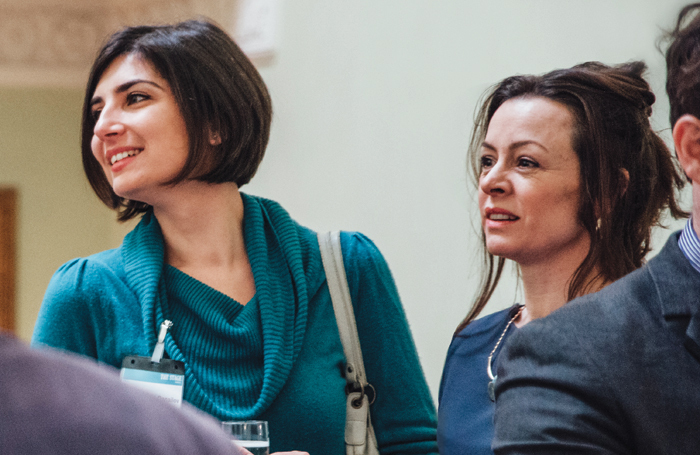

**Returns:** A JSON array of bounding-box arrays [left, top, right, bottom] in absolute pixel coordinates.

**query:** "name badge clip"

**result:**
[[151, 320, 173, 363]]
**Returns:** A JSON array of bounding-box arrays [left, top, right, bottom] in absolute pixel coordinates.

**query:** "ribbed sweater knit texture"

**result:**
[[33, 193, 438, 454]]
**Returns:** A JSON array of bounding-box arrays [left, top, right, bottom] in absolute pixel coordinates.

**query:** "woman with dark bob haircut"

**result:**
[[437, 61, 687, 455], [32, 19, 438, 455]]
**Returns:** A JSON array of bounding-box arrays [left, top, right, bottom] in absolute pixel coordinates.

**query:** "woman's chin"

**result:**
[[485, 241, 517, 261], [491, 252, 517, 262], [112, 186, 146, 205]]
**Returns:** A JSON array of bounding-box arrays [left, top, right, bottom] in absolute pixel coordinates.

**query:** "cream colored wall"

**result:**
[[0, 88, 115, 340], [3, 0, 694, 402], [247, 0, 692, 401]]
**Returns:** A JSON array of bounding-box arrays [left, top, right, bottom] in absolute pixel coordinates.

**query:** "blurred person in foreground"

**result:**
[[0, 330, 243, 455], [493, 4, 700, 454], [437, 59, 686, 455], [31, 18, 437, 455]]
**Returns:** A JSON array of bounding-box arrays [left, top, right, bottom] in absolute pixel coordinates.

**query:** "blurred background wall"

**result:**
[[0, 0, 691, 401]]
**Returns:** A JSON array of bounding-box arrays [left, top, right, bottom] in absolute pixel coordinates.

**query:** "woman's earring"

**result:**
[[596, 218, 602, 231], [210, 133, 220, 146]]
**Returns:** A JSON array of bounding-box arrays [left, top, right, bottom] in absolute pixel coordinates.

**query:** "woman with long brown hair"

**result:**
[[437, 61, 686, 455]]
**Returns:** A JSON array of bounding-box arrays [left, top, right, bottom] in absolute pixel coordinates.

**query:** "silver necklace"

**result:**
[[487, 306, 523, 402]]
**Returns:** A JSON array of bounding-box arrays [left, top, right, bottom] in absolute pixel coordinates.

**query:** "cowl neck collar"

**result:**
[[121, 193, 310, 418]]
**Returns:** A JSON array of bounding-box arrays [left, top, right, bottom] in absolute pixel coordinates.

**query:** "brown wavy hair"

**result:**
[[456, 61, 688, 334]]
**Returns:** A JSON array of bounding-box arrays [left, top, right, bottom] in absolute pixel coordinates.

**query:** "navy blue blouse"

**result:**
[[437, 304, 522, 455]]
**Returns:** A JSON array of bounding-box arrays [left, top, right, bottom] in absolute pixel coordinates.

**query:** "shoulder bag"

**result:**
[[318, 231, 380, 455]]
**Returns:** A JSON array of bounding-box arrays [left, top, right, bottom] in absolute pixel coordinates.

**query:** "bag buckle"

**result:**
[[345, 382, 376, 407]]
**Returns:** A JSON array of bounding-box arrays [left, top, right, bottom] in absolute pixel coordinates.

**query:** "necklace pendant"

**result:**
[[488, 376, 497, 402]]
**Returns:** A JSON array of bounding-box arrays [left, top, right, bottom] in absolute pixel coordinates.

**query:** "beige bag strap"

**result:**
[[318, 231, 379, 455]]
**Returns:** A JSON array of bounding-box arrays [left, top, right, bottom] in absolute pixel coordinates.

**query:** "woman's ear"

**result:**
[[592, 169, 629, 227], [673, 114, 700, 181], [209, 130, 222, 146], [619, 168, 630, 197]]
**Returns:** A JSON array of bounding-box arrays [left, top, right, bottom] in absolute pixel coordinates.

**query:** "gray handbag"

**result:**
[[318, 231, 380, 455]]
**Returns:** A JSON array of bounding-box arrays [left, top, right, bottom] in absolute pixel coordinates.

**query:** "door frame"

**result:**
[[0, 187, 16, 333]]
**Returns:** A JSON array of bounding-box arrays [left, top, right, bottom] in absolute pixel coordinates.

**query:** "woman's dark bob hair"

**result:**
[[82, 19, 272, 221], [456, 61, 688, 333]]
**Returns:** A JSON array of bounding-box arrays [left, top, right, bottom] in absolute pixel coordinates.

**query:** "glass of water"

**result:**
[[221, 420, 269, 455]]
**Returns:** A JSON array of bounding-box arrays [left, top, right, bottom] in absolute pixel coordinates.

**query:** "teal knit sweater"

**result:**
[[33, 193, 438, 454]]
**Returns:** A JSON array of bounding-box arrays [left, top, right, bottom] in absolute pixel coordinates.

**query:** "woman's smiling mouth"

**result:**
[[488, 213, 518, 220], [485, 208, 519, 221], [110, 149, 142, 165]]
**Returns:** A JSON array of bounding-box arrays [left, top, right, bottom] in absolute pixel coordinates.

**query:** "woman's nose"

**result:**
[[479, 162, 509, 195], [93, 106, 125, 141]]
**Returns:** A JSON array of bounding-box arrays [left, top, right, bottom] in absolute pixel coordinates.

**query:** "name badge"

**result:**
[[119, 320, 184, 407], [120, 355, 185, 407]]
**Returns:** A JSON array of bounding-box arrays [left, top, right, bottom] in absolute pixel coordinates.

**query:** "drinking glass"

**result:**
[[221, 420, 269, 455]]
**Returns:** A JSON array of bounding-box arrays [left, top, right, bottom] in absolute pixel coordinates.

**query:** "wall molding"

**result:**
[[0, 0, 237, 88]]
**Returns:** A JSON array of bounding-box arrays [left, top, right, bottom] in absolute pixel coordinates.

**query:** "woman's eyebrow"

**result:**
[[509, 140, 548, 152], [481, 140, 548, 152], [90, 79, 164, 107], [481, 142, 496, 151], [115, 79, 164, 93]]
